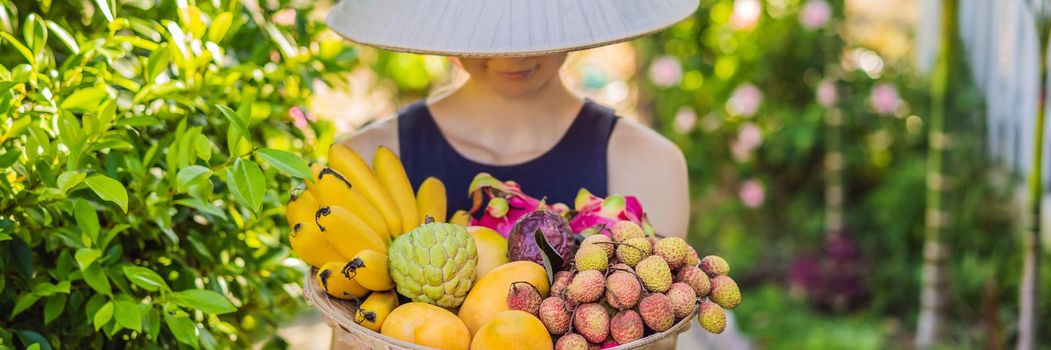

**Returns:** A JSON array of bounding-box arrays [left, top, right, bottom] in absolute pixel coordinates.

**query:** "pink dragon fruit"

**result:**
[[467, 173, 567, 237], [568, 189, 653, 236]]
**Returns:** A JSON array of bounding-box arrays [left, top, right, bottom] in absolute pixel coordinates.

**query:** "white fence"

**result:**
[[918, 0, 1049, 186]]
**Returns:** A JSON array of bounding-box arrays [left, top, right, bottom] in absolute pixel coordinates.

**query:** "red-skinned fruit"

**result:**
[[609, 310, 644, 344], [507, 281, 543, 316], [566, 270, 605, 304], [605, 270, 642, 310], [667, 282, 698, 319], [555, 333, 589, 350], [638, 293, 675, 332], [539, 296, 573, 335], [675, 266, 711, 297], [573, 303, 610, 343]]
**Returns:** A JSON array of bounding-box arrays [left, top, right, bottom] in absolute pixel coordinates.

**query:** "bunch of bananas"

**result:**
[[284, 144, 450, 331]]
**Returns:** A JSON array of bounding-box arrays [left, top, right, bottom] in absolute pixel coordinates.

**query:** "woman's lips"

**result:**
[[495, 67, 536, 80]]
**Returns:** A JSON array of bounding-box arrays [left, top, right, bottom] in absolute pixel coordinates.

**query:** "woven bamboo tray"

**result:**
[[304, 267, 698, 350]]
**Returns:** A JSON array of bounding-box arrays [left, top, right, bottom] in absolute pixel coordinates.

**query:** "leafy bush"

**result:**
[[0, 0, 357, 348]]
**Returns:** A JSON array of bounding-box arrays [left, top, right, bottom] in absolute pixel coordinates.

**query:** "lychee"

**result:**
[[684, 246, 700, 267], [555, 333, 589, 350], [616, 237, 652, 267], [605, 270, 642, 309], [667, 282, 698, 319], [575, 245, 609, 272], [566, 270, 606, 304], [697, 300, 726, 334], [609, 310, 644, 344], [676, 266, 711, 297], [573, 303, 610, 343], [552, 270, 573, 297], [610, 221, 645, 242], [653, 237, 690, 270], [609, 263, 634, 274], [539, 296, 573, 335], [638, 293, 675, 332], [507, 281, 543, 316], [709, 275, 741, 309], [699, 255, 730, 277], [581, 234, 615, 259], [635, 255, 672, 293]]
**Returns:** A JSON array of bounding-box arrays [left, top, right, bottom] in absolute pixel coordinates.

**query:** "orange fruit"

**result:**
[[458, 261, 550, 336], [381, 302, 470, 350], [470, 310, 553, 350]]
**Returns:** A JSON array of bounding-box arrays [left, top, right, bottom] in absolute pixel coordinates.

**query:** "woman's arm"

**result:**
[[607, 119, 690, 238], [341, 115, 399, 163]]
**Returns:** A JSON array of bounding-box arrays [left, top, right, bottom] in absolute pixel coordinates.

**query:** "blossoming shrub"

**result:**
[[0, 0, 356, 348]]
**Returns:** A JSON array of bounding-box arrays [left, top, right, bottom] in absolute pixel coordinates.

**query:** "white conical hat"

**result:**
[[326, 0, 700, 57]]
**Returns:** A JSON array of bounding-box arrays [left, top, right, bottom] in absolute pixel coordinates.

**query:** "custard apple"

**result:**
[[388, 221, 478, 308]]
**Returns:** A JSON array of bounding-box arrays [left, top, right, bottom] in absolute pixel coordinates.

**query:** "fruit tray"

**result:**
[[304, 267, 698, 350]]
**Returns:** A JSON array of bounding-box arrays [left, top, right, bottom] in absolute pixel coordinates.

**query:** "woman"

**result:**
[[325, 0, 728, 348]]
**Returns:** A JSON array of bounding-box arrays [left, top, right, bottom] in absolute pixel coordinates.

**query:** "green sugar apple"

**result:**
[[388, 220, 478, 308]]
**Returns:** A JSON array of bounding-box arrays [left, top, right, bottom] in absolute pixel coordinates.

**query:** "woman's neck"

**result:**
[[426, 73, 586, 165]]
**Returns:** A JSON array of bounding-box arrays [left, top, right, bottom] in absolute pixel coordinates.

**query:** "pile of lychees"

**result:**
[[505, 221, 741, 349]]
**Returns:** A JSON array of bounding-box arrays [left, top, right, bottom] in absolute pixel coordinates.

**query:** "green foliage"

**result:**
[[0, 0, 356, 348], [640, 0, 1023, 346]]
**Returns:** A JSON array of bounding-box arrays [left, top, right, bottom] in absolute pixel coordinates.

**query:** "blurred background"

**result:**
[[1, 0, 1049, 349]]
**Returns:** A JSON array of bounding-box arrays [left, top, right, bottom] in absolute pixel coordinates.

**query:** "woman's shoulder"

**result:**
[[608, 117, 683, 160]]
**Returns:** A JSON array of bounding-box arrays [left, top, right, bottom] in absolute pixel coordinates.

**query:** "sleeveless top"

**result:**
[[398, 99, 620, 213]]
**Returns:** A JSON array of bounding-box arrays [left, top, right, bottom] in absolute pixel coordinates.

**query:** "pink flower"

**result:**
[[799, 0, 832, 30], [727, 83, 763, 117], [738, 122, 762, 149], [731, 0, 762, 30], [817, 79, 838, 107], [272, 9, 297, 26], [730, 139, 752, 162], [673, 107, 698, 134], [648, 56, 683, 88], [870, 83, 900, 115], [739, 179, 765, 208]]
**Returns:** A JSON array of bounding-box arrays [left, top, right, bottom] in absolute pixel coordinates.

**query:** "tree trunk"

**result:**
[[1018, 11, 1049, 350], [915, 0, 957, 348]]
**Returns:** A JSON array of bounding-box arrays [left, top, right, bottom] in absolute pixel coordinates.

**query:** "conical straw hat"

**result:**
[[327, 0, 700, 57]]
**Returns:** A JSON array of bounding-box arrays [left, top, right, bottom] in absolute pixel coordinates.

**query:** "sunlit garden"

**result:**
[[1, 0, 1049, 349]]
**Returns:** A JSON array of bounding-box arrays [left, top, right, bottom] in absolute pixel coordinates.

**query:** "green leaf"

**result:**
[[207, 12, 233, 43], [57, 111, 84, 148], [146, 45, 170, 82], [23, 14, 47, 56], [174, 199, 226, 219], [257, 148, 311, 179], [94, 301, 113, 330], [226, 159, 265, 214], [116, 115, 162, 127], [84, 175, 128, 213], [177, 165, 211, 192], [172, 289, 236, 314], [45, 20, 79, 54], [165, 312, 197, 347], [14, 331, 51, 350], [0, 150, 21, 168], [216, 104, 251, 145], [115, 300, 142, 332], [534, 228, 564, 286], [144, 308, 161, 340], [74, 199, 100, 242], [98, 100, 117, 128], [57, 170, 86, 193], [60, 86, 109, 112], [0, 32, 34, 64], [82, 263, 112, 295], [11, 293, 40, 319], [43, 294, 66, 325], [122, 266, 168, 292], [95, 0, 115, 23]]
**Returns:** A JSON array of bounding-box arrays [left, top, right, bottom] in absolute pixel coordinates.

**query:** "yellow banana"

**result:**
[[344, 249, 393, 291], [372, 146, 419, 234], [317, 261, 370, 300], [285, 189, 319, 230], [305, 164, 392, 241], [449, 210, 471, 226], [328, 144, 403, 237], [290, 221, 347, 268], [315, 206, 389, 259], [415, 177, 447, 223], [355, 290, 399, 332]]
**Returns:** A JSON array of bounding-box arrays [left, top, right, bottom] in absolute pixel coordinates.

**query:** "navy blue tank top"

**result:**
[[398, 99, 619, 212]]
